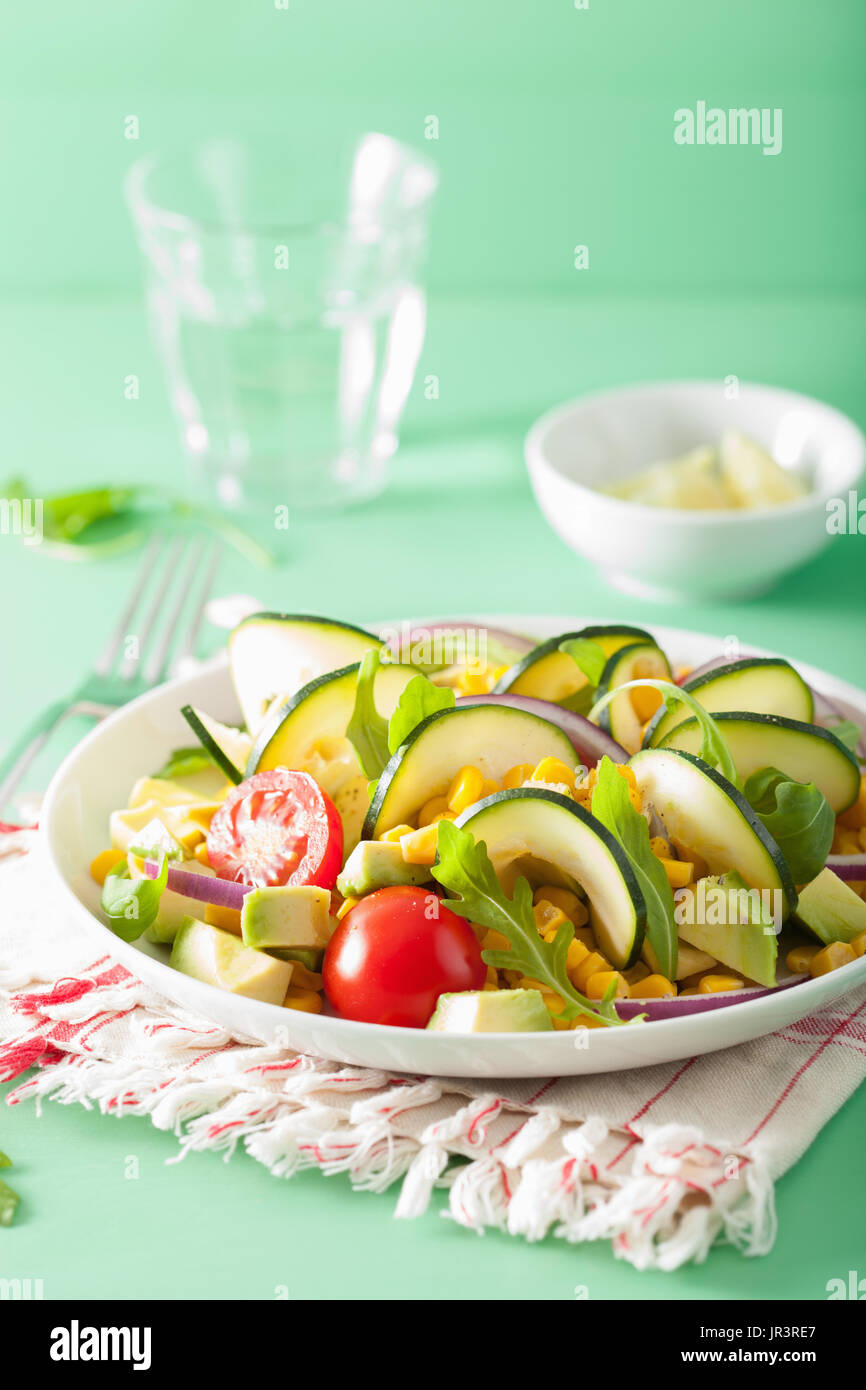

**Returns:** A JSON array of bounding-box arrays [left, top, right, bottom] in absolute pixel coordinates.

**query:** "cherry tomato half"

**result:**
[[323, 885, 486, 1028], [207, 769, 343, 889]]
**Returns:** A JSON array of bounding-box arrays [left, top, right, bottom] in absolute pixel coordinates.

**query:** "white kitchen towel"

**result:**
[[1, 828, 864, 1272]]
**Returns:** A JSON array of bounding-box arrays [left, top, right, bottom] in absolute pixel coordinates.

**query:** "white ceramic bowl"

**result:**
[[40, 616, 866, 1078], [525, 381, 864, 602]]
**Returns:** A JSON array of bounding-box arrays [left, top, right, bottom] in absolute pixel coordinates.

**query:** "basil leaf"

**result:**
[[153, 747, 214, 780], [744, 767, 834, 885], [0, 1180, 20, 1227], [559, 637, 608, 689], [591, 756, 677, 978], [345, 650, 391, 780], [387, 675, 455, 754], [101, 855, 169, 941]]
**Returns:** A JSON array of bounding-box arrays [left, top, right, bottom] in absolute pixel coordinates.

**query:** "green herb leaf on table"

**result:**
[[559, 637, 608, 689], [589, 679, 741, 789], [100, 855, 169, 941], [744, 767, 835, 885], [590, 756, 677, 978], [387, 675, 455, 754], [432, 818, 633, 1027], [345, 649, 391, 780], [0, 1150, 11, 1168], [0, 1179, 20, 1227]]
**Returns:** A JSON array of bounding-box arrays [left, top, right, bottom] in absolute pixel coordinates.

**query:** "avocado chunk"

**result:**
[[793, 868, 866, 946], [427, 988, 554, 1033], [336, 840, 433, 898], [241, 885, 332, 952], [675, 871, 778, 987], [170, 917, 293, 1003]]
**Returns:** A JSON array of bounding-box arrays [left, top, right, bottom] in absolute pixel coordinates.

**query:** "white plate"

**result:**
[[41, 616, 866, 1078]]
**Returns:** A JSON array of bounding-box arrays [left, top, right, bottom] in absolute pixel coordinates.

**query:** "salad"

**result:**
[[90, 614, 866, 1034]]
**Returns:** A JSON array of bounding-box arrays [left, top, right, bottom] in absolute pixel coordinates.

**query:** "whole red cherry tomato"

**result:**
[[323, 885, 486, 1028]]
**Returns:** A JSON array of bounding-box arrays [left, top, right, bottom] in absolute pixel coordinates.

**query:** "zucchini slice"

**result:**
[[492, 624, 653, 709], [455, 788, 647, 969], [659, 712, 861, 814], [630, 748, 797, 919], [248, 660, 422, 777], [363, 703, 577, 839], [229, 613, 381, 735], [595, 642, 673, 754], [643, 657, 814, 748], [180, 706, 252, 785]]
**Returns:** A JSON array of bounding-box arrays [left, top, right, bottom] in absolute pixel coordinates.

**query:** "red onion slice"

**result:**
[[826, 855, 866, 881], [457, 692, 628, 765], [143, 859, 252, 910], [617, 971, 807, 1021]]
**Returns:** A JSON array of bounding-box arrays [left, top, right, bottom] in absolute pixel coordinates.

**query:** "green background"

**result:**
[[1, 0, 865, 1300]]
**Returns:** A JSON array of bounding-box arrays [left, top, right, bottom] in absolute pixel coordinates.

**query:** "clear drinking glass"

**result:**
[[125, 135, 438, 515]]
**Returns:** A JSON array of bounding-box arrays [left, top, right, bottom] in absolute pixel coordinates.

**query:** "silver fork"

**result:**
[[0, 534, 221, 818]]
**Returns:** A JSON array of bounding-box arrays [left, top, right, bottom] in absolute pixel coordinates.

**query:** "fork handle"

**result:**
[[0, 700, 71, 815]]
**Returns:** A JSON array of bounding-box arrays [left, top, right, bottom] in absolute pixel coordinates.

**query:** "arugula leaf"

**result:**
[[153, 746, 214, 780], [387, 675, 455, 754], [591, 756, 677, 978], [0, 1179, 20, 1227], [559, 637, 608, 689], [825, 719, 862, 757], [589, 679, 741, 788], [100, 855, 169, 941], [744, 767, 834, 884], [432, 819, 633, 1027], [345, 650, 391, 780]]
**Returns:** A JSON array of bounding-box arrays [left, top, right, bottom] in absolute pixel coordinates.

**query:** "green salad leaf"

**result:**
[[345, 650, 391, 780], [590, 756, 677, 978], [589, 679, 741, 788], [825, 720, 862, 758], [152, 747, 214, 780], [387, 675, 455, 754], [558, 637, 608, 689], [432, 819, 634, 1027], [100, 854, 169, 941], [744, 767, 834, 885]]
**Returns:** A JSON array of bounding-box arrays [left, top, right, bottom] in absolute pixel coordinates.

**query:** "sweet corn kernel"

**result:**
[[810, 941, 856, 977], [629, 973, 676, 1000], [459, 669, 492, 695], [697, 974, 744, 994], [831, 826, 862, 856], [380, 823, 415, 843], [533, 884, 586, 922], [517, 976, 549, 993], [785, 942, 822, 974], [543, 993, 568, 1018], [670, 836, 709, 880], [659, 857, 695, 889], [447, 765, 485, 815], [205, 903, 242, 935], [283, 987, 323, 1013], [502, 763, 534, 790], [479, 778, 501, 799], [400, 822, 440, 866], [573, 925, 595, 949], [616, 764, 638, 789], [565, 939, 590, 973], [630, 685, 663, 724], [837, 777, 866, 830], [680, 987, 700, 995], [532, 901, 569, 934], [571, 1014, 607, 1030], [89, 848, 125, 886], [531, 757, 576, 791], [852, 930, 866, 958], [649, 836, 671, 859], [290, 962, 323, 991], [573, 951, 609, 991], [193, 841, 210, 866], [585, 970, 629, 1000], [417, 795, 449, 827], [481, 928, 510, 953], [624, 961, 650, 986], [337, 896, 359, 921], [483, 966, 500, 990]]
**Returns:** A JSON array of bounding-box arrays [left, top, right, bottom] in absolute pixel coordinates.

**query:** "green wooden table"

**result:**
[[1, 294, 864, 1299]]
